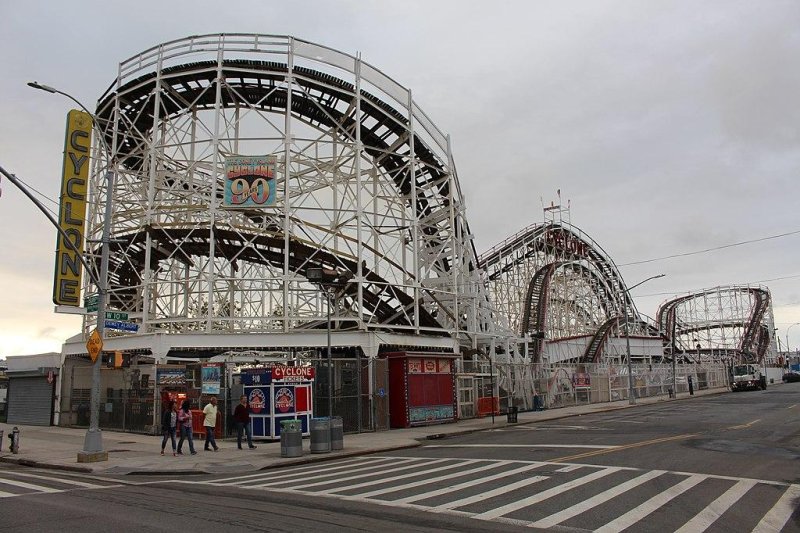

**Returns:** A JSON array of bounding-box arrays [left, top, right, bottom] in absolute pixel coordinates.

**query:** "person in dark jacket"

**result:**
[[160, 400, 178, 456], [233, 395, 256, 450]]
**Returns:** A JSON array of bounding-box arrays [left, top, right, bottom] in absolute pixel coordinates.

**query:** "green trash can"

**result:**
[[280, 419, 303, 458]]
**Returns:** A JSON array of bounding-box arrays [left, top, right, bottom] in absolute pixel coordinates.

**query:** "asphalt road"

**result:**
[[0, 384, 798, 532]]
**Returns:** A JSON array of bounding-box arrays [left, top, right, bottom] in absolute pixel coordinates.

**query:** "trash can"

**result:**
[[330, 416, 344, 450], [310, 417, 331, 454], [506, 405, 518, 423], [280, 420, 303, 458]]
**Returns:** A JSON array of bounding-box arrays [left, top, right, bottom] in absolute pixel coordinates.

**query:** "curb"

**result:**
[[0, 455, 93, 474]]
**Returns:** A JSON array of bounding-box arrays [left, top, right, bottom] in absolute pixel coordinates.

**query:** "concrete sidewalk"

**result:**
[[0, 388, 726, 476]]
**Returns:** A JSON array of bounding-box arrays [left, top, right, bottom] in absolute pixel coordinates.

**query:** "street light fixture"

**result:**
[[786, 323, 800, 358], [623, 273, 666, 406], [29, 81, 114, 462]]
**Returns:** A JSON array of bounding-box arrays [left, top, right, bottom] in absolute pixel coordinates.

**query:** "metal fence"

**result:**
[[482, 362, 729, 412]]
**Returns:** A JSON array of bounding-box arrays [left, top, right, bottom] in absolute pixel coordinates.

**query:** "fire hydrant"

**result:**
[[9, 427, 19, 454]]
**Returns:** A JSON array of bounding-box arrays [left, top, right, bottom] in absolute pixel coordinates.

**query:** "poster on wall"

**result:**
[[223, 155, 277, 208], [201, 363, 221, 394]]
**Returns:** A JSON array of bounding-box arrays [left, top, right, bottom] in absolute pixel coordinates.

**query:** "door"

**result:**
[[7, 376, 54, 426]]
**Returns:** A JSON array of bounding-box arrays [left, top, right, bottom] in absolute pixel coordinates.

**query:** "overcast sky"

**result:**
[[1, 0, 798, 358]]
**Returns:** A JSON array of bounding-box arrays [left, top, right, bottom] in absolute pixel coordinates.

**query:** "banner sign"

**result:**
[[201, 363, 221, 394], [272, 366, 315, 381], [156, 368, 186, 387], [223, 155, 277, 207], [53, 109, 93, 305], [572, 372, 591, 390]]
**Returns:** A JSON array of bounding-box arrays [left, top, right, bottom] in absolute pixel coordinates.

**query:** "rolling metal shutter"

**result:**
[[7, 377, 53, 426]]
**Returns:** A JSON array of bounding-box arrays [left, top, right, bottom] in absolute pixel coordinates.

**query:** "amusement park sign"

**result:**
[[545, 228, 589, 258], [223, 155, 276, 208]]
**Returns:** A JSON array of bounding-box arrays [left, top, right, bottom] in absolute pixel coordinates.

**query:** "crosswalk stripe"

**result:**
[[0, 478, 60, 493], [434, 474, 550, 511], [0, 490, 17, 498], [235, 458, 407, 487], [675, 479, 756, 533], [394, 463, 545, 505], [4, 471, 109, 489], [474, 466, 622, 520], [531, 469, 667, 529], [752, 484, 800, 533], [210, 457, 374, 484], [289, 458, 453, 491], [352, 461, 511, 498], [325, 460, 482, 495], [595, 474, 706, 533]]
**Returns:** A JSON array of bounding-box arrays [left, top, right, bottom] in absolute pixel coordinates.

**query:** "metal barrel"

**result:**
[[280, 423, 303, 458], [330, 416, 344, 450], [310, 417, 331, 454]]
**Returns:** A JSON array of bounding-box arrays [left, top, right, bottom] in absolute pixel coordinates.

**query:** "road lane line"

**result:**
[[550, 433, 696, 462], [474, 467, 621, 520], [395, 463, 545, 504], [325, 460, 482, 495], [675, 479, 756, 533], [426, 444, 619, 449], [595, 474, 706, 533], [752, 484, 800, 533], [530, 470, 667, 529], [434, 475, 550, 510], [243, 458, 414, 487], [555, 465, 585, 473], [787, 404, 797, 410], [728, 419, 761, 430], [0, 478, 61, 493], [289, 458, 454, 491], [353, 461, 510, 498]]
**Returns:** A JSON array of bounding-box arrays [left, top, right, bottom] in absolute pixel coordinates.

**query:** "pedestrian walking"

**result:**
[[233, 395, 257, 450], [203, 396, 219, 451], [177, 399, 196, 455], [160, 400, 178, 456]]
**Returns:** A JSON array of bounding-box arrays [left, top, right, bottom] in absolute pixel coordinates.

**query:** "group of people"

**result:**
[[160, 395, 257, 455]]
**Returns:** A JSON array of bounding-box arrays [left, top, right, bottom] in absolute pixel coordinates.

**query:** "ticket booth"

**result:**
[[241, 366, 314, 439], [383, 352, 458, 428]]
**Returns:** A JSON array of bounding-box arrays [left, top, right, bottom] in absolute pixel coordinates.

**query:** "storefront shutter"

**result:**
[[7, 377, 53, 426]]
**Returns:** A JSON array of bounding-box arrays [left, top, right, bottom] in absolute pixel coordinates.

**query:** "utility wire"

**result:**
[[618, 229, 800, 267], [12, 175, 59, 214]]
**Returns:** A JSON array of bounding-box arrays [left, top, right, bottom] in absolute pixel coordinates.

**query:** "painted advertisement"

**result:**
[[223, 155, 277, 207], [201, 363, 221, 394], [274, 386, 295, 414]]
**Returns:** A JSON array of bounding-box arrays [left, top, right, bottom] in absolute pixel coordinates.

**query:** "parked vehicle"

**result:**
[[782, 371, 800, 383], [731, 364, 766, 391]]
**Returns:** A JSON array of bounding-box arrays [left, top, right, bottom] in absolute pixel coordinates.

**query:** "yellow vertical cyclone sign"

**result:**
[[53, 110, 93, 306]]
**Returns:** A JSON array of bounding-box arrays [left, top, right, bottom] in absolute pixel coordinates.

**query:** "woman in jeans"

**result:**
[[177, 399, 197, 455], [160, 400, 178, 456]]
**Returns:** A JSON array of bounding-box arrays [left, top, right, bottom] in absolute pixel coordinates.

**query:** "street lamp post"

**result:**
[[29, 81, 114, 462], [786, 323, 800, 358], [624, 274, 666, 405]]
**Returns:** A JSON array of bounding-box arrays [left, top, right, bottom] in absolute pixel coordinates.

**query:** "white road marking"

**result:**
[[394, 463, 545, 504], [555, 464, 585, 473], [530, 469, 667, 529], [210, 456, 379, 484], [595, 474, 706, 533], [675, 479, 756, 533], [752, 484, 800, 533], [244, 458, 414, 488], [289, 458, 453, 491], [433, 475, 550, 510], [325, 460, 482, 495], [352, 461, 511, 498], [474, 467, 621, 520], [425, 444, 619, 449], [0, 478, 60, 493], [3, 471, 111, 489]]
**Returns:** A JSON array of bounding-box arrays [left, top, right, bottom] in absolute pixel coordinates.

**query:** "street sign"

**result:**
[[104, 320, 139, 332], [86, 328, 103, 363], [105, 311, 129, 321], [84, 294, 98, 312]]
